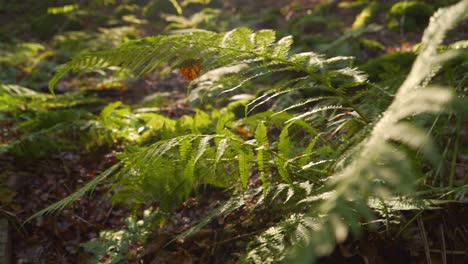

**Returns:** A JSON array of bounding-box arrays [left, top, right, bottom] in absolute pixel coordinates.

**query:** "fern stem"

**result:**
[[345, 100, 369, 123], [322, 72, 370, 124], [396, 210, 424, 238], [448, 117, 460, 191], [333, 88, 369, 123]]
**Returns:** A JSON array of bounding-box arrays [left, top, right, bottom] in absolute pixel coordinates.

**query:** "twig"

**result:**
[[439, 224, 447, 264], [448, 117, 461, 192], [212, 229, 265, 246], [426, 249, 467, 255], [396, 210, 423, 238], [417, 216, 432, 264]]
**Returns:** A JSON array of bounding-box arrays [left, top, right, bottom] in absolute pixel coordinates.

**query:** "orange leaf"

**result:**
[[179, 59, 202, 81]]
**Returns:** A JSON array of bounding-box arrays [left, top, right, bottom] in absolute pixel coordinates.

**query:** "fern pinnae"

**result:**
[[253, 2, 468, 262], [137, 47, 173, 75], [278, 125, 290, 158], [182, 155, 196, 194], [255, 122, 270, 194], [272, 96, 339, 117], [273, 125, 293, 183], [298, 133, 322, 167], [142, 137, 178, 162], [245, 90, 275, 113], [48, 28, 330, 94], [333, 67, 369, 84], [244, 76, 310, 111], [286, 105, 350, 123], [178, 137, 192, 162], [385, 123, 440, 165], [49, 65, 72, 94], [247, 87, 305, 115], [301, 160, 334, 171], [237, 147, 253, 189], [35, 2, 468, 262], [214, 138, 229, 166], [221, 66, 294, 94], [194, 135, 214, 165]]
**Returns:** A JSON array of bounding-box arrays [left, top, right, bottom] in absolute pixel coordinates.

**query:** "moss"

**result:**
[[360, 38, 385, 51], [387, 1, 434, 32], [352, 1, 380, 29], [339, 0, 371, 8]]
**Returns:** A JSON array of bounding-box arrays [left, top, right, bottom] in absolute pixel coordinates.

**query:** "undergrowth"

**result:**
[[11, 0, 468, 262]]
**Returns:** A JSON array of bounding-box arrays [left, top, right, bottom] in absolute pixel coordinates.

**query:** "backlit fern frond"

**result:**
[[48, 27, 370, 125], [0, 84, 99, 113], [29, 1, 468, 263], [254, 1, 468, 263]]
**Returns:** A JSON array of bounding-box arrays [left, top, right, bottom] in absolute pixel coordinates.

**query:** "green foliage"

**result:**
[[387, 1, 434, 32], [47, 4, 79, 15], [0, 85, 166, 158], [82, 208, 166, 263], [360, 52, 416, 85], [255, 121, 269, 193], [163, 8, 221, 31], [31, 0, 468, 263], [143, 0, 179, 21], [352, 1, 380, 29], [0, 42, 53, 87], [115, 4, 140, 18], [52, 26, 139, 59], [247, 2, 468, 262], [0, 84, 101, 157]]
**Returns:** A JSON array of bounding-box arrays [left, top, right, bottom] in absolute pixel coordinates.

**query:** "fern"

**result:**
[[237, 146, 253, 189], [275, 125, 292, 183], [48, 27, 369, 125], [255, 122, 270, 194], [29, 1, 468, 263], [247, 1, 468, 262]]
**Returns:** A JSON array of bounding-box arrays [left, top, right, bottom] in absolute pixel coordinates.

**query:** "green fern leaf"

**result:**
[[286, 105, 349, 123], [215, 138, 229, 165], [194, 135, 213, 164], [237, 148, 253, 188], [255, 121, 269, 194]]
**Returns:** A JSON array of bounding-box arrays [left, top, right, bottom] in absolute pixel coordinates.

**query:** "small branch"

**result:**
[[417, 216, 432, 264], [439, 224, 447, 264]]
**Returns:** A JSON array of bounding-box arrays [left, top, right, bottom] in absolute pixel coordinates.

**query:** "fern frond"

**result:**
[[255, 122, 270, 194], [214, 138, 229, 170], [286, 105, 349, 123], [272, 96, 339, 116], [178, 137, 192, 162], [247, 1, 468, 262], [275, 125, 292, 183], [26, 163, 122, 222], [246, 87, 304, 115], [194, 135, 214, 164]]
